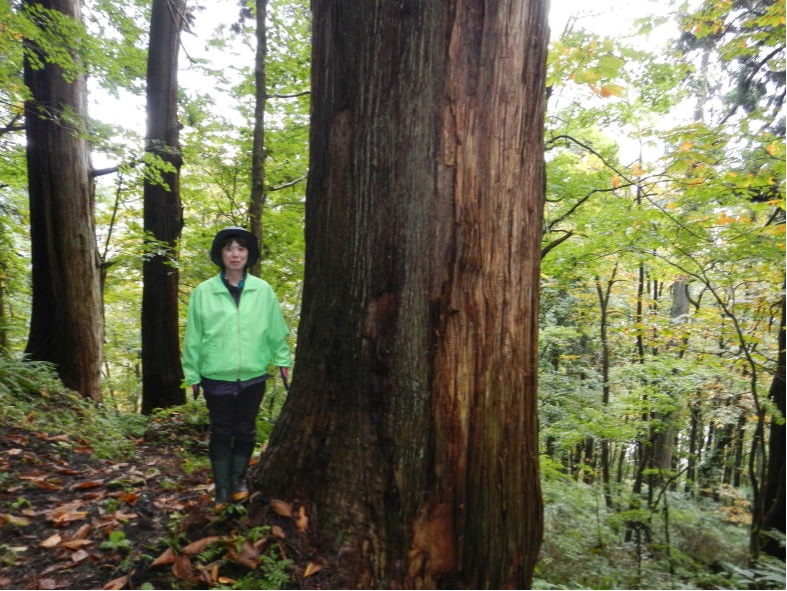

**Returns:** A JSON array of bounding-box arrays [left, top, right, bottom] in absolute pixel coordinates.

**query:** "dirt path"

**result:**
[[0, 424, 208, 589]]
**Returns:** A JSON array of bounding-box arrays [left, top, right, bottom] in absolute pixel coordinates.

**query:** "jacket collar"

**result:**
[[209, 272, 258, 292]]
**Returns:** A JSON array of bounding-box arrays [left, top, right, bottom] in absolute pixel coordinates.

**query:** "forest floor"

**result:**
[[0, 422, 334, 590]]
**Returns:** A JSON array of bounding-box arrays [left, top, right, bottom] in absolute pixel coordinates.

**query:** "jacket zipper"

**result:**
[[235, 296, 242, 394]]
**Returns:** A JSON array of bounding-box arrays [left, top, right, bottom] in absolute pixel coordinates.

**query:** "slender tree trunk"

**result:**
[[595, 266, 618, 508], [141, 0, 185, 413], [248, 0, 268, 276], [253, 1, 548, 587], [23, 0, 103, 400], [0, 262, 7, 351], [684, 399, 701, 495], [761, 294, 785, 559], [652, 279, 690, 486]]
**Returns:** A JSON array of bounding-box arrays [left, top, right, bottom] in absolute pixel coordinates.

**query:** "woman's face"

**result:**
[[221, 239, 249, 272]]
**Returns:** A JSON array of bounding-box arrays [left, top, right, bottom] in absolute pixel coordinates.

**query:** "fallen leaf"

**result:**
[[6, 448, 23, 456], [20, 477, 61, 491], [70, 549, 90, 564], [296, 506, 309, 532], [1, 513, 31, 527], [228, 544, 258, 570], [38, 433, 72, 443], [82, 490, 107, 501], [113, 510, 138, 522], [122, 492, 139, 505], [210, 564, 221, 584], [304, 561, 324, 577], [182, 536, 224, 555], [60, 539, 94, 550], [172, 553, 194, 582], [40, 534, 62, 549], [239, 540, 260, 565], [102, 573, 131, 590], [72, 480, 104, 491], [48, 510, 89, 526], [151, 547, 176, 567], [71, 523, 92, 540], [270, 499, 292, 518], [271, 525, 286, 539]]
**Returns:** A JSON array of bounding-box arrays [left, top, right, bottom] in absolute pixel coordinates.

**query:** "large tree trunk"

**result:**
[[253, 1, 548, 588], [140, 0, 185, 414], [23, 0, 103, 400]]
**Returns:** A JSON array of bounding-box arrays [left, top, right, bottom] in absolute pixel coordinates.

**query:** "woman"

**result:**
[[182, 226, 292, 509]]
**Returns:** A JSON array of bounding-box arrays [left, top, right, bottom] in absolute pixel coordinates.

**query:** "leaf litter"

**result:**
[[0, 424, 332, 589]]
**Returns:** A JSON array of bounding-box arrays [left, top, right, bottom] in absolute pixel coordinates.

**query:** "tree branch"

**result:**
[[267, 90, 310, 99]]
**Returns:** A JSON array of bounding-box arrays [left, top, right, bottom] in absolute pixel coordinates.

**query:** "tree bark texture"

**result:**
[[23, 0, 103, 400], [254, 1, 548, 588], [141, 0, 185, 414]]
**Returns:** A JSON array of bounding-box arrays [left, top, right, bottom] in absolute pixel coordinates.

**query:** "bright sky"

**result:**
[[90, 0, 677, 169]]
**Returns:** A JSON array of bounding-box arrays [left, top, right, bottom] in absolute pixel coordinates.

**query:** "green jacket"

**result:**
[[182, 273, 291, 386]]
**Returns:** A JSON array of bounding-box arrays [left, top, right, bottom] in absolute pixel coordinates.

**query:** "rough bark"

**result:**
[[253, 1, 548, 588], [23, 0, 103, 400], [140, 0, 185, 414]]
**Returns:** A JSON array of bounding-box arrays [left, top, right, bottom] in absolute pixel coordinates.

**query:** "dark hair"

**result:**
[[210, 226, 260, 267], [218, 234, 253, 251]]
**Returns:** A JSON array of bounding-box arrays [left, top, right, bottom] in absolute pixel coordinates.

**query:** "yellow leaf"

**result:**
[[765, 143, 778, 156], [630, 163, 647, 177], [611, 175, 622, 188], [304, 561, 324, 577], [598, 84, 624, 97], [296, 506, 309, 533], [1, 513, 31, 527]]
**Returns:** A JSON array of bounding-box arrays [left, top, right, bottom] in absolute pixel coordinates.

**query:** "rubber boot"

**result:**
[[230, 452, 252, 502], [211, 455, 232, 510]]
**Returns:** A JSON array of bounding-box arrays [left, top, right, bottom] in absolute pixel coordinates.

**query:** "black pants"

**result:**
[[204, 381, 265, 461]]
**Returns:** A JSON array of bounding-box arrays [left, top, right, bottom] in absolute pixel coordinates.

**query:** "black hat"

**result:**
[[210, 226, 260, 267]]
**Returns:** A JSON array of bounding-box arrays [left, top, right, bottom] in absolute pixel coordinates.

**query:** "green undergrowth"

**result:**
[[0, 356, 145, 460], [534, 457, 785, 589], [3, 355, 783, 589]]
